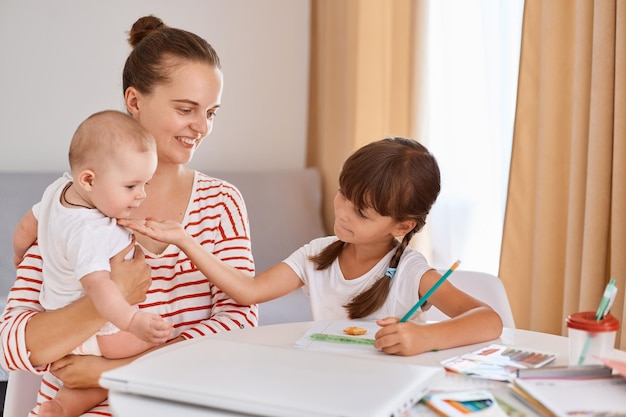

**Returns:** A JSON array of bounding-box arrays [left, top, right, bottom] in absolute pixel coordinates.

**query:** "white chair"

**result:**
[[424, 270, 516, 328], [4, 370, 42, 417]]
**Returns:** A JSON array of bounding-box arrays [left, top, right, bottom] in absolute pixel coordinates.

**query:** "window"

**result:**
[[424, 0, 524, 275]]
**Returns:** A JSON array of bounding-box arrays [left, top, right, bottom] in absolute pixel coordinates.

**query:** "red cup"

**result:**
[[566, 311, 620, 365]]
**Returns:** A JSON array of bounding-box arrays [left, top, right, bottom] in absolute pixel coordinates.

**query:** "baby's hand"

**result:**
[[119, 218, 187, 246], [128, 311, 173, 345]]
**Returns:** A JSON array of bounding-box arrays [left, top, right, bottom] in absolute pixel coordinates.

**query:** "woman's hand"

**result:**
[[110, 240, 151, 305], [51, 336, 187, 389], [50, 355, 127, 389], [25, 241, 150, 367]]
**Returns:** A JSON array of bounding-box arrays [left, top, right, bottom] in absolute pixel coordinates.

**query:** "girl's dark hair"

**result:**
[[123, 15, 221, 95], [310, 137, 441, 319]]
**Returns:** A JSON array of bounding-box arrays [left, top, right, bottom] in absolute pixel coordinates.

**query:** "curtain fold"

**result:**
[[308, 0, 625, 349], [307, 0, 424, 233], [613, 0, 626, 349], [500, 0, 625, 348]]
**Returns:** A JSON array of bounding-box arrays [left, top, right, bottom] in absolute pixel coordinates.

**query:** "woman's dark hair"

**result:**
[[310, 137, 441, 319], [123, 15, 221, 95]]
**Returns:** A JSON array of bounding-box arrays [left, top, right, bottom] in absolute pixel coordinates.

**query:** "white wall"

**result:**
[[0, 0, 310, 173]]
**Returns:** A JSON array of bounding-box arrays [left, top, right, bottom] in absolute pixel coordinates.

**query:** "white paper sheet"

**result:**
[[293, 319, 383, 354]]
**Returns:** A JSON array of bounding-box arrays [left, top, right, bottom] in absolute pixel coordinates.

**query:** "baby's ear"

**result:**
[[77, 169, 96, 190]]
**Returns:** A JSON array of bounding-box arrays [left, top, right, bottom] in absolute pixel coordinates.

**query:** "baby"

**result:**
[[13, 110, 173, 417]]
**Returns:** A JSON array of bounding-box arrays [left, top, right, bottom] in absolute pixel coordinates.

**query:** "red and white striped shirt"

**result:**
[[0, 171, 258, 416]]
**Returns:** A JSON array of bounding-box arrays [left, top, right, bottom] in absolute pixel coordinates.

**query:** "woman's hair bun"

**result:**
[[128, 15, 166, 48]]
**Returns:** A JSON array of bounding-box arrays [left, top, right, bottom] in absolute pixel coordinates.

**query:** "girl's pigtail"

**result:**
[[344, 229, 416, 319], [308, 239, 345, 270]]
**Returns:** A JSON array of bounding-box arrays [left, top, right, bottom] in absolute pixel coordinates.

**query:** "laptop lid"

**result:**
[[100, 338, 443, 417]]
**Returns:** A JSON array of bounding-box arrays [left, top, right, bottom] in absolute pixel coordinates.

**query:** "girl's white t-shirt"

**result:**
[[283, 236, 432, 322]]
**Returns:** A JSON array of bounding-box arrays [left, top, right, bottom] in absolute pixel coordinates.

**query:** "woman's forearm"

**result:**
[[12, 241, 149, 368], [26, 296, 105, 366]]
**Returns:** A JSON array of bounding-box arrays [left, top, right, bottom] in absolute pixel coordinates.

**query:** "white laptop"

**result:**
[[100, 338, 443, 417]]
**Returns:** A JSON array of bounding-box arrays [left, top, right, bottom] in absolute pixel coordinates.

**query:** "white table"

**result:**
[[108, 322, 626, 416]]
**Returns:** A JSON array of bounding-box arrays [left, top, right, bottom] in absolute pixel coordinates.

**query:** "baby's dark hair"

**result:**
[[310, 137, 441, 319], [123, 15, 221, 96]]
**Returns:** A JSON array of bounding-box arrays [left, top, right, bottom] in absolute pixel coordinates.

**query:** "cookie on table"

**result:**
[[343, 326, 367, 336]]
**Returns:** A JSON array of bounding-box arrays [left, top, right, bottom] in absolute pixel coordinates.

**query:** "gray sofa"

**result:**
[[0, 169, 325, 326]]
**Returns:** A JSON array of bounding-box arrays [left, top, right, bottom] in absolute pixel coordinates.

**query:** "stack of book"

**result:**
[[425, 345, 626, 416], [511, 364, 626, 416]]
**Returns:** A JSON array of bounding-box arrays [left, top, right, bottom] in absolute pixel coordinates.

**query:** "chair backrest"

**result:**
[[4, 370, 42, 416], [424, 270, 516, 328]]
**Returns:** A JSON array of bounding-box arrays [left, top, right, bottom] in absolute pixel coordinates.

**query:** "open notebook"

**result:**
[[100, 338, 444, 417]]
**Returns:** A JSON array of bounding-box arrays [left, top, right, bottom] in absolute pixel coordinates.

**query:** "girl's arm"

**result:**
[[0, 241, 151, 369], [374, 269, 503, 356], [119, 218, 303, 305]]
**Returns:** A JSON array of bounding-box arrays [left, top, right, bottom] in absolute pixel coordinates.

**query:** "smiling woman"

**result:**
[[1, 15, 259, 417], [125, 60, 224, 169]]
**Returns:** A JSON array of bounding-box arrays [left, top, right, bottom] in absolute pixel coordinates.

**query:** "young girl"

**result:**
[[120, 137, 503, 356]]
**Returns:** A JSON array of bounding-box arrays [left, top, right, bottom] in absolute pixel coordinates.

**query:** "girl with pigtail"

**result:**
[[121, 137, 503, 356]]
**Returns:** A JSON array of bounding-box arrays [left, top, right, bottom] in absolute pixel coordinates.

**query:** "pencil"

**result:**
[[400, 260, 461, 323], [577, 278, 617, 365]]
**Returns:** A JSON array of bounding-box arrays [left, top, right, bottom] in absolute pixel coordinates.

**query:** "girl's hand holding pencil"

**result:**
[[374, 260, 462, 356], [400, 260, 460, 323], [374, 317, 436, 356]]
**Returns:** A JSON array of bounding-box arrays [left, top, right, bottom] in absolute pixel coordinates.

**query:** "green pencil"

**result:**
[[400, 260, 461, 323], [577, 278, 617, 365]]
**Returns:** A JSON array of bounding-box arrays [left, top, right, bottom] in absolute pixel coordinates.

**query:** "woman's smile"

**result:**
[[175, 136, 198, 147]]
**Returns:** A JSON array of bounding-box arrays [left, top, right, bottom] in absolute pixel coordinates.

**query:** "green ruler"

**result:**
[[309, 333, 375, 345]]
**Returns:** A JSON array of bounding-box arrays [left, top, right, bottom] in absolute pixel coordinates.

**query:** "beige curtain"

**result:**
[[500, 0, 626, 348], [307, 0, 426, 232]]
